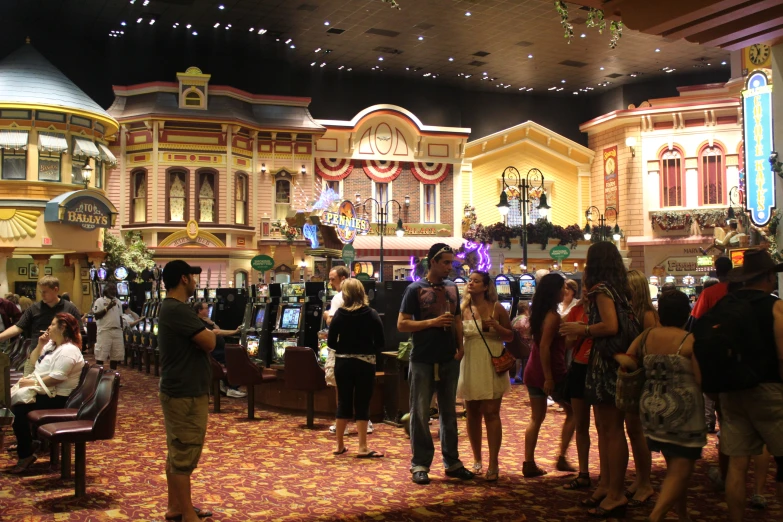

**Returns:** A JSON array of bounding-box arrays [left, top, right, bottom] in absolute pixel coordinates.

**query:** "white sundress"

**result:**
[[457, 318, 511, 401]]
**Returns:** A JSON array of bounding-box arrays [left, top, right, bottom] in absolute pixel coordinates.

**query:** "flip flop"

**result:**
[[164, 507, 213, 521], [356, 450, 384, 459], [8, 455, 37, 475], [333, 447, 348, 455]]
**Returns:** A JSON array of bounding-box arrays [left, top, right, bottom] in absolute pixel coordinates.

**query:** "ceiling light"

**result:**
[[465, 74, 471, 78], [378, 57, 383, 61], [561, 79, 566, 83], [137, 17, 143, 23], [527, 88, 533, 91], [121, 21, 127, 26], [424, 72, 431, 77], [285, 38, 292, 44], [143, 0, 149, 5], [347, 68, 352, 71], [580, 33, 586, 38], [465, 11, 471, 16], [528, 54, 533, 59], [600, 66, 605, 70], [483, 71, 488, 75], [630, 73, 637, 77], [548, 86, 557, 91], [120, 31, 124, 34], [320, 62, 326, 67], [448, 57, 454, 61], [149, 19, 155, 25], [214, 22, 220, 28], [519, 87, 525, 90], [324, 21, 330, 26], [192, 30, 198, 35], [405, 67, 410, 70], [258, 29, 266, 34], [249, 27, 254, 32], [655, 48, 660, 52], [226, 24, 231, 28], [418, 36, 424, 40], [173, 22, 179, 28], [722, 61, 727, 65], [290, 44, 295, 48], [338, 65, 344, 70], [557, 87, 563, 91], [573, 91, 578, 94], [218, 4, 225, 9], [707, 63, 711, 66], [666, 68, 676, 72], [504, 85, 511, 88], [186, 24, 191, 28], [129, 0, 135, 3], [311, 62, 316, 66], [315, 47, 321, 52]]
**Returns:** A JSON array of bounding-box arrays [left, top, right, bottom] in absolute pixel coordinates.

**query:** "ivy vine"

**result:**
[[380, 0, 401, 9], [586, 8, 605, 33], [554, 2, 623, 48], [554, 1, 574, 44], [609, 20, 624, 49]]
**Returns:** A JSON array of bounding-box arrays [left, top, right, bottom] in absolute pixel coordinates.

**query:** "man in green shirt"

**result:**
[[158, 260, 216, 522]]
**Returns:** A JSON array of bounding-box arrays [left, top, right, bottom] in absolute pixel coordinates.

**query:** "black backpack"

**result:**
[[692, 292, 765, 393]]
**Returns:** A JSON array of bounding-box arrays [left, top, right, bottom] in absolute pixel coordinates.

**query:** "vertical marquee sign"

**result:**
[[603, 146, 619, 211], [742, 70, 775, 226]]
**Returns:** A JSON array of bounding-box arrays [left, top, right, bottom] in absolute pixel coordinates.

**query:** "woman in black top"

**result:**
[[327, 279, 385, 458]]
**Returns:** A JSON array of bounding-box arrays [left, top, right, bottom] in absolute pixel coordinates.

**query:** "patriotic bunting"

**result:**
[[410, 162, 450, 184], [362, 159, 403, 182], [315, 157, 353, 180]]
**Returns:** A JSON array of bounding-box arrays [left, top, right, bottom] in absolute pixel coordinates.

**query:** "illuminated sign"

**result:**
[[696, 255, 714, 267], [321, 200, 370, 244], [303, 223, 320, 248], [729, 247, 751, 268], [742, 70, 775, 226], [64, 197, 112, 230]]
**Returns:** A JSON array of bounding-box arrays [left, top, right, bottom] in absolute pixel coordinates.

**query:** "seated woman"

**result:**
[[10, 312, 85, 473], [616, 290, 707, 522]]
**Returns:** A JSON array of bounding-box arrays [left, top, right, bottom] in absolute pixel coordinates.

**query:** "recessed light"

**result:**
[[465, 11, 471, 16], [192, 30, 198, 35], [557, 87, 563, 91], [527, 88, 533, 91], [448, 57, 454, 61], [561, 79, 566, 83], [258, 29, 267, 34], [142, 0, 149, 5], [315, 48, 321, 52], [285, 38, 292, 44], [519, 87, 524, 90], [137, 17, 143, 23], [290, 44, 295, 48], [186, 24, 191, 28], [707, 63, 711, 66], [149, 19, 155, 25], [580, 33, 586, 38], [418, 36, 424, 40], [528, 54, 533, 59], [226, 24, 231, 28], [214, 23, 220, 28], [324, 21, 330, 26], [338, 65, 344, 70], [406, 67, 410, 70], [173, 23, 179, 28], [121, 21, 127, 26], [465, 74, 471, 78], [311, 62, 316, 66], [600, 66, 605, 70], [655, 48, 660, 52], [347, 68, 352, 71], [548, 86, 557, 91], [721, 61, 727, 65], [573, 91, 579, 94], [249, 27, 254, 32], [129, 0, 135, 4], [218, 4, 224, 9], [378, 57, 383, 61], [483, 72, 488, 75], [320, 62, 326, 67]]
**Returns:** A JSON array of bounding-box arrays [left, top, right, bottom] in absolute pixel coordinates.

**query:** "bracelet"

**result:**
[[584, 325, 590, 337]]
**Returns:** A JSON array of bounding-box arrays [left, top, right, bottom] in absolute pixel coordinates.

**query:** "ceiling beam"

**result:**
[[684, 6, 783, 47], [611, 0, 747, 35], [719, 24, 783, 50], [662, 0, 783, 40]]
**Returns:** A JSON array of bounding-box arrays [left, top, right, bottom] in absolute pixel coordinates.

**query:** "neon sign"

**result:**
[[742, 70, 775, 226], [321, 200, 371, 244], [302, 224, 319, 248]]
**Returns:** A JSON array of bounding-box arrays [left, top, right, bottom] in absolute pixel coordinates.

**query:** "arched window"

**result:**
[[185, 90, 203, 107], [234, 270, 247, 288], [131, 169, 147, 223], [660, 148, 684, 207], [275, 178, 291, 220], [699, 144, 726, 205], [235, 173, 248, 225], [196, 169, 217, 223], [167, 169, 189, 222]]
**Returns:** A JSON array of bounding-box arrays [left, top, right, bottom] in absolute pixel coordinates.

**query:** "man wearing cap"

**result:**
[[158, 260, 217, 522], [398, 243, 473, 485], [718, 249, 783, 521]]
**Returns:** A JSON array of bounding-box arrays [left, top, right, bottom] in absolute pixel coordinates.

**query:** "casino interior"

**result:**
[[1, 0, 783, 520]]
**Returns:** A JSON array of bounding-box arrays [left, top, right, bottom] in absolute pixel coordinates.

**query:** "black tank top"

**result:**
[[737, 289, 782, 383]]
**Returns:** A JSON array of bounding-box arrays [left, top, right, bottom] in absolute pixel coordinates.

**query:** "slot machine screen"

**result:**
[[280, 307, 302, 329], [142, 303, 149, 316], [455, 281, 466, 296], [195, 289, 204, 299], [207, 305, 214, 318], [207, 289, 217, 300], [254, 306, 266, 329], [246, 336, 259, 357], [145, 291, 152, 300], [145, 321, 152, 333], [116, 282, 129, 296], [496, 281, 511, 295], [500, 301, 512, 314], [153, 323, 159, 336], [160, 291, 167, 300], [519, 276, 536, 297]]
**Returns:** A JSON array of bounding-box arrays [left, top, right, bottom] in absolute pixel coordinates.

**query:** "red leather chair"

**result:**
[[38, 372, 121, 498], [209, 355, 227, 413], [225, 344, 276, 420], [284, 347, 328, 429], [27, 365, 104, 473]]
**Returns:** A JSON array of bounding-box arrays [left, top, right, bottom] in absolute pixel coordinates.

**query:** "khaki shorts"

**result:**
[[719, 383, 783, 457], [159, 392, 209, 475], [95, 329, 125, 361]]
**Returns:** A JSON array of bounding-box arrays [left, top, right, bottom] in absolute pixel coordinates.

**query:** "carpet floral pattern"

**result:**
[[0, 360, 779, 521]]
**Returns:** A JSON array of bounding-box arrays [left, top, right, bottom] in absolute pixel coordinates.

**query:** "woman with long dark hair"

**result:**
[[523, 274, 575, 477], [561, 242, 638, 518], [10, 312, 85, 473]]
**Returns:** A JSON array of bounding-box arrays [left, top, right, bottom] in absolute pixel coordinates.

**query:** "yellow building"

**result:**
[[0, 42, 119, 310], [463, 121, 595, 273]]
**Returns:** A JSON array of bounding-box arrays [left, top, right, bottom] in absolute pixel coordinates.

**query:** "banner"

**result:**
[[362, 159, 402, 182], [742, 70, 775, 226], [410, 162, 450, 184], [315, 157, 353, 180], [603, 146, 619, 210]]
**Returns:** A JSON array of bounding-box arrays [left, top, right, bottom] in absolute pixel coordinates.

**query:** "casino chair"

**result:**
[[283, 346, 327, 429], [37, 372, 120, 498], [224, 344, 276, 420], [208, 355, 227, 413]]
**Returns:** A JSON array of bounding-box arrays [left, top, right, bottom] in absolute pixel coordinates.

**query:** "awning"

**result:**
[[97, 143, 117, 166], [72, 137, 100, 158], [0, 130, 29, 150], [44, 189, 118, 230], [352, 235, 464, 259], [38, 132, 68, 153]]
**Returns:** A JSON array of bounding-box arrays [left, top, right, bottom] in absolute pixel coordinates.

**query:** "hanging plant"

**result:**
[[609, 20, 624, 49], [770, 152, 783, 179], [380, 0, 401, 9], [586, 8, 606, 33], [554, 1, 574, 44]]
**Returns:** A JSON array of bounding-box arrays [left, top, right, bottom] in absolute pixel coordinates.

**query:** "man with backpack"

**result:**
[[694, 249, 783, 521]]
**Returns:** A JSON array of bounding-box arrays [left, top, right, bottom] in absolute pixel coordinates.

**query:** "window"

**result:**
[[699, 145, 725, 205], [234, 270, 247, 288], [95, 161, 103, 189], [423, 184, 437, 223], [505, 186, 522, 226], [185, 91, 202, 107], [1, 149, 26, 180], [71, 161, 84, 185], [167, 170, 189, 222], [660, 148, 684, 207], [38, 151, 60, 181], [275, 178, 291, 220], [235, 173, 248, 225], [372, 182, 393, 222], [196, 170, 216, 223], [131, 170, 147, 223], [325, 179, 340, 196]]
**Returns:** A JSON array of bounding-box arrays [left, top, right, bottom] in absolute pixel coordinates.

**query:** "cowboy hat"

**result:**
[[727, 248, 783, 282]]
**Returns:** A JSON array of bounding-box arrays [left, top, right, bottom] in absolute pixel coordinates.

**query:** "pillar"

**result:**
[[30, 254, 50, 300], [0, 248, 14, 296], [65, 255, 84, 313]]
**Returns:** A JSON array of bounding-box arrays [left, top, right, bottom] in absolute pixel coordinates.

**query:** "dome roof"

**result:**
[[0, 43, 117, 133]]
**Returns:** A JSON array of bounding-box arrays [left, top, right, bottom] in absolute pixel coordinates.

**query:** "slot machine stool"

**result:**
[[208, 356, 228, 413], [283, 347, 327, 429], [225, 345, 277, 420]]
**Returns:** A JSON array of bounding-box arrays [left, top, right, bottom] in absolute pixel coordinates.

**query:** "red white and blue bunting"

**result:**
[[315, 157, 353, 180], [410, 162, 451, 184], [362, 160, 403, 182]]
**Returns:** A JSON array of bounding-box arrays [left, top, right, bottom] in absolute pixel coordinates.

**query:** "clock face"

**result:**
[[749, 44, 770, 66]]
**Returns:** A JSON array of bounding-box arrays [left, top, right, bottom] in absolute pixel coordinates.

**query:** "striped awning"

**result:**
[[72, 137, 100, 158], [353, 236, 464, 259], [0, 130, 29, 150], [38, 132, 68, 153], [97, 143, 117, 166]]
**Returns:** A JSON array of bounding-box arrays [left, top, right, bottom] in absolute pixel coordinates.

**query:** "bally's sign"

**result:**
[[321, 201, 371, 244], [742, 70, 775, 227], [63, 197, 112, 230]]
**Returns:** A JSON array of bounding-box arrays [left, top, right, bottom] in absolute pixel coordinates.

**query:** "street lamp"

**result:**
[[583, 206, 620, 242], [356, 196, 405, 282], [495, 166, 548, 268], [77, 162, 93, 189]]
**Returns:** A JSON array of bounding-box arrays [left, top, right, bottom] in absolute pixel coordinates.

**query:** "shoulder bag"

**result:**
[[615, 328, 651, 414], [398, 335, 413, 362], [472, 312, 515, 374], [10, 371, 56, 406]]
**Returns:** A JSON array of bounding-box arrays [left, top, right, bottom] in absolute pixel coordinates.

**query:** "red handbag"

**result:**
[[473, 315, 516, 374]]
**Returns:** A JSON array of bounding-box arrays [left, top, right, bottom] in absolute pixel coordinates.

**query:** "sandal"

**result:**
[[8, 454, 36, 474], [587, 504, 627, 518], [472, 461, 483, 474], [563, 472, 591, 490], [522, 461, 547, 478], [556, 455, 577, 472], [581, 494, 607, 508], [485, 468, 499, 482], [356, 450, 384, 458], [164, 507, 213, 521], [333, 447, 347, 455], [628, 495, 654, 508]]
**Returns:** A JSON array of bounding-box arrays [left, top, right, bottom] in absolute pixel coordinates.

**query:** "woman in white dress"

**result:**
[[458, 271, 514, 481]]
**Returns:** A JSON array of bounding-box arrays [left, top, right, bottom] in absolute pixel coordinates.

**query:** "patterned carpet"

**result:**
[[0, 359, 779, 522]]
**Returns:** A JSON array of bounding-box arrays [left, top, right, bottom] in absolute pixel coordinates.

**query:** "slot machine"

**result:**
[[494, 274, 518, 320], [194, 288, 205, 304], [360, 279, 377, 309], [452, 276, 467, 300], [518, 273, 536, 308], [375, 280, 412, 351], [270, 282, 322, 364], [213, 288, 249, 332], [257, 283, 282, 367], [206, 288, 217, 321]]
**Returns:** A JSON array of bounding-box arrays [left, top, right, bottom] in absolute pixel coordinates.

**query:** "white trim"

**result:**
[[467, 120, 594, 159], [420, 182, 439, 224], [467, 137, 591, 167], [371, 180, 393, 222], [316, 104, 471, 135]]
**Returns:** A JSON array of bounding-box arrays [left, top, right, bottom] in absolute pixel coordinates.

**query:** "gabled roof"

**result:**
[[0, 43, 117, 133]]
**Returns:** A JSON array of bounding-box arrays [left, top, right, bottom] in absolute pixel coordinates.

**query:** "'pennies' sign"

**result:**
[[63, 197, 112, 230]]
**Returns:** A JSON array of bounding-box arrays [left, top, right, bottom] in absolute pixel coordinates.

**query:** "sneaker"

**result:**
[[328, 424, 348, 435], [707, 466, 725, 491], [412, 471, 430, 485], [219, 381, 228, 395], [367, 420, 374, 434], [226, 388, 247, 398], [547, 396, 555, 407], [445, 467, 475, 480]]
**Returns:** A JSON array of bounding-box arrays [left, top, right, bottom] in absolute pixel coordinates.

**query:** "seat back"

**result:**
[[0, 352, 10, 408], [65, 366, 104, 409], [208, 355, 225, 382], [77, 373, 120, 440], [224, 344, 260, 387], [284, 346, 326, 392]]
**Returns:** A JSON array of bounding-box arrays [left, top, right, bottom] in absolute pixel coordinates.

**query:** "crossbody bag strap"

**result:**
[[34, 371, 56, 398], [471, 307, 498, 359]]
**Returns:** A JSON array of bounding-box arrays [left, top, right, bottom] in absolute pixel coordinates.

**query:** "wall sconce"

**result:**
[[301, 164, 306, 174], [261, 163, 267, 173], [404, 194, 410, 207], [625, 136, 637, 157], [355, 193, 361, 204], [80, 163, 93, 189]]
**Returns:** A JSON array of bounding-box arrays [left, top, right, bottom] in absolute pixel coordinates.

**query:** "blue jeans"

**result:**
[[409, 358, 463, 474]]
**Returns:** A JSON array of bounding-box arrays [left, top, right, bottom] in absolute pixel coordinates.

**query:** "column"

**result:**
[[66, 255, 83, 313], [0, 248, 14, 295], [152, 121, 160, 222], [30, 254, 50, 300]]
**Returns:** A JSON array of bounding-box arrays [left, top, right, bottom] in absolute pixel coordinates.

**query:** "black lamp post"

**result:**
[[583, 206, 621, 242], [495, 166, 549, 268], [355, 194, 405, 282]]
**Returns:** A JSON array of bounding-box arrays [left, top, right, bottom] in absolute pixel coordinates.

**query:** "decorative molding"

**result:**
[[0, 209, 40, 240]]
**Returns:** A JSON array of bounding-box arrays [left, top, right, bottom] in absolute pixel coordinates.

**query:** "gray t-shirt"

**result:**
[[399, 279, 460, 364], [158, 298, 209, 397]]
